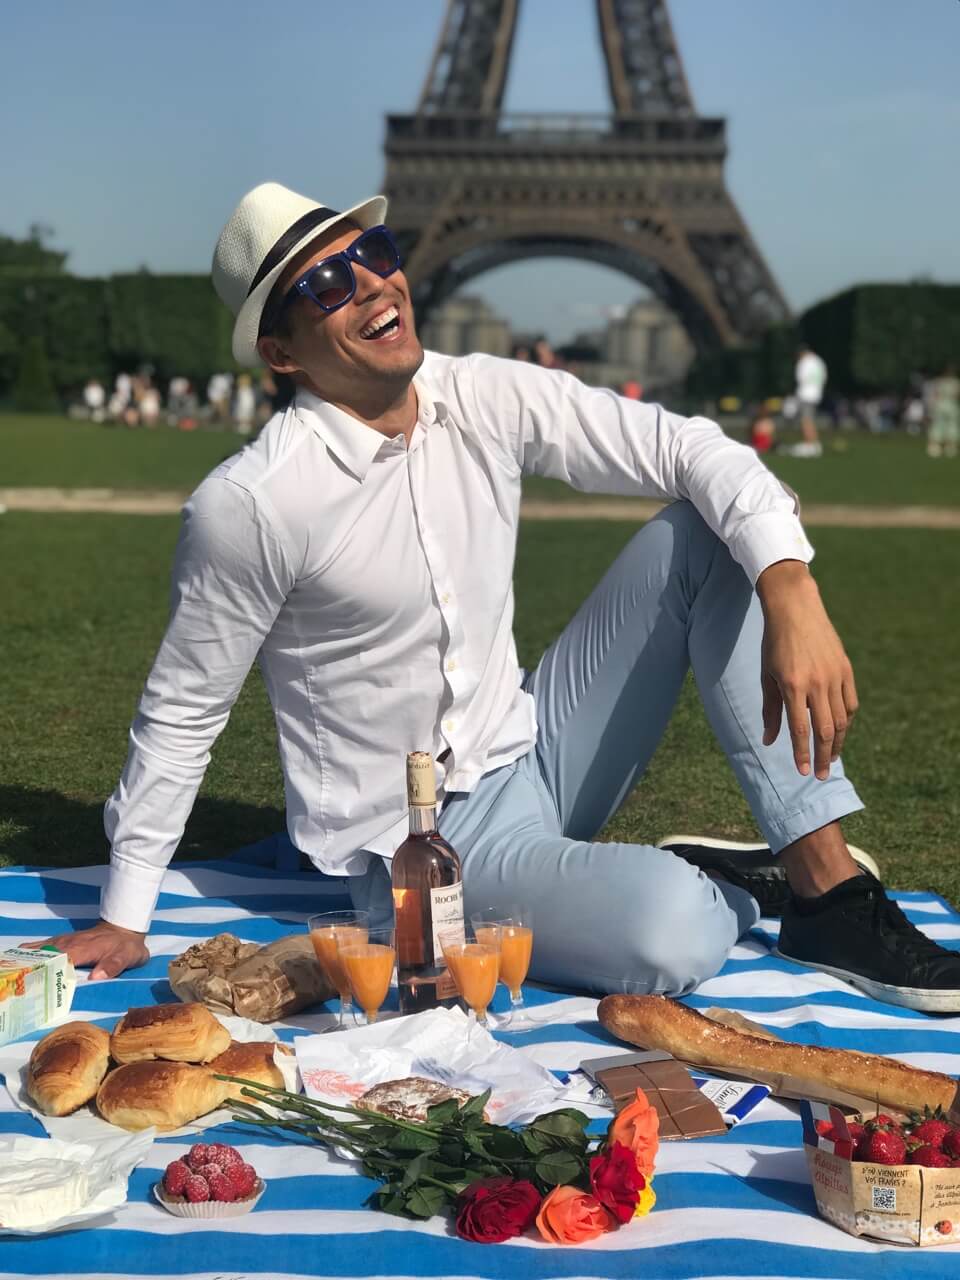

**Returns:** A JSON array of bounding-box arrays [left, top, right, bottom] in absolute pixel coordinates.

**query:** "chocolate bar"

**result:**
[[592, 1054, 727, 1140]]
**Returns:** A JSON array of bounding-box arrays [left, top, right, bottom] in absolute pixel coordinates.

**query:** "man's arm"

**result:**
[[463, 356, 856, 775], [38, 477, 294, 978]]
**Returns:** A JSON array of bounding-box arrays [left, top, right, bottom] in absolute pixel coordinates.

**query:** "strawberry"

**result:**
[[868, 1113, 897, 1129], [163, 1159, 190, 1197], [854, 1129, 907, 1165], [183, 1173, 211, 1203], [225, 1161, 257, 1198], [186, 1143, 215, 1171], [942, 1130, 960, 1160], [847, 1122, 865, 1142], [206, 1143, 242, 1170], [909, 1118, 953, 1150], [206, 1170, 238, 1202], [908, 1144, 953, 1168]]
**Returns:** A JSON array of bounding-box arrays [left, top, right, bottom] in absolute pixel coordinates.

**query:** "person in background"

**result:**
[[794, 345, 826, 456], [927, 364, 960, 459], [533, 337, 560, 370], [749, 404, 776, 454], [233, 373, 257, 435], [138, 379, 161, 427], [83, 378, 106, 422], [510, 343, 531, 362], [621, 378, 642, 401], [207, 371, 233, 423]]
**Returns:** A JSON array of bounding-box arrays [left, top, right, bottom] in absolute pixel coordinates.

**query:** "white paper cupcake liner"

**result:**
[[152, 1178, 266, 1218]]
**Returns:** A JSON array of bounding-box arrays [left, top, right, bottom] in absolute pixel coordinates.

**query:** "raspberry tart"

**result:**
[[153, 1143, 265, 1218]]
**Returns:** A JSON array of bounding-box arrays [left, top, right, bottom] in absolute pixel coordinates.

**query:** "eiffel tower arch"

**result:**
[[383, 0, 790, 352]]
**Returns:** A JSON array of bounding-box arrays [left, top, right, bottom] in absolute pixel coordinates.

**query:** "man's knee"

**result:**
[[614, 887, 737, 996]]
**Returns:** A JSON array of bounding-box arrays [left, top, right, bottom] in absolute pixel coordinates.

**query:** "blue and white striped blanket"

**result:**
[[1, 849, 959, 1279]]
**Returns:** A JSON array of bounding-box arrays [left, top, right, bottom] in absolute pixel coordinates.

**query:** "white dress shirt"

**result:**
[[101, 352, 813, 932]]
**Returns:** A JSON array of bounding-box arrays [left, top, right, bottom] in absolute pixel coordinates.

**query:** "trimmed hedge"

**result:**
[[0, 271, 235, 399], [802, 283, 960, 392], [13, 335, 59, 412], [686, 283, 960, 399]]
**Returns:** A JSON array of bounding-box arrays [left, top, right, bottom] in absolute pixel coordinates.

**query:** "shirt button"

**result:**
[[443, 719, 456, 731], [446, 659, 457, 672], [441, 593, 451, 604]]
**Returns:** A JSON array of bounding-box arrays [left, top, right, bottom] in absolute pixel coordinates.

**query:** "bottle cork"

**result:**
[[406, 751, 437, 806]]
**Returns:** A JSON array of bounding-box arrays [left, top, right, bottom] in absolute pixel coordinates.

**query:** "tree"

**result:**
[[0, 225, 68, 276], [13, 335, 59, 411]]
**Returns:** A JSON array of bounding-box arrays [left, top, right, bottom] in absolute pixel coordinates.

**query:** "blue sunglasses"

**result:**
[[285, 225, 402, 317]]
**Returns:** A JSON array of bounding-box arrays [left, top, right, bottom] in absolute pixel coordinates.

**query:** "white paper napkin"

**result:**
[[295, 1006, 571, 1126], [0, 1129, 152, 1235]]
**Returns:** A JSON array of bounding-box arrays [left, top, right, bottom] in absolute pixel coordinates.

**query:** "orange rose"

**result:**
[[608, 1087, 659, 1180], [536, 1185, 616, 1245]]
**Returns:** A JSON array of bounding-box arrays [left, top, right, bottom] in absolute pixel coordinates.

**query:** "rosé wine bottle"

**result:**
[[392, 751, 464, 1015]]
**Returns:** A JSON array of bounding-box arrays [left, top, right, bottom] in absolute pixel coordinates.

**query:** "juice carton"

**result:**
[[0, 946, 75, 1047]]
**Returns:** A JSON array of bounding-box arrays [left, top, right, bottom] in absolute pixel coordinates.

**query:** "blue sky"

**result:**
[[3, 0, 958, 341]]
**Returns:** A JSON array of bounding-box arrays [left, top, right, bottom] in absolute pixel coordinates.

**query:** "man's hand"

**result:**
[[756, 560, 858, 780], [24, 921, 149, 981]]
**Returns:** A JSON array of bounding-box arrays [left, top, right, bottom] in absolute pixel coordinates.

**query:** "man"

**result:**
[[42, 183, 960, 1012], [793, 344, 827, 456]]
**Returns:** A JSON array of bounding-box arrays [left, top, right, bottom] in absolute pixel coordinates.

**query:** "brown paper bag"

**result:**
[[168, 932, 334, 1023]]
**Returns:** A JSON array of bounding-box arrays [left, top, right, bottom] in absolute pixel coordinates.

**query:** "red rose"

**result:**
[[455, 1177, 542, 1243], [589, 1141, 645, 1224]]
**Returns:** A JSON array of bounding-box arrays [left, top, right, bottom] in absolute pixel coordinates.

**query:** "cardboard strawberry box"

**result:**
[[801, 1100, 960, 1247]]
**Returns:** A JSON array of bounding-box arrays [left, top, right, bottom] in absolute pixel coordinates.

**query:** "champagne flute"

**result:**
[[438, 924, 501, 1037], [471, 905, 533, 1028], [307, 910, 370, 1030], [337, 926, 396, 1026]]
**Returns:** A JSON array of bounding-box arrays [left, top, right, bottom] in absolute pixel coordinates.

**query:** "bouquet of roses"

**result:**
[[225, 1077, 659, 1246]]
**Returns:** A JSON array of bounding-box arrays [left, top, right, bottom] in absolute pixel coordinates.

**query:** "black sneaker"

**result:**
[[657, 835, 879, 918], [777, 873, 960, 1013]]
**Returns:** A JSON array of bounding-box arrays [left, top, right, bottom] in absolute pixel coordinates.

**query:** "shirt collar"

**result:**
[[295, 378, 447, 482]]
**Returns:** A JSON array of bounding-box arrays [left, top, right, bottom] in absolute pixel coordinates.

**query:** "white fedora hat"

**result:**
[[212, 182, 387, 365]]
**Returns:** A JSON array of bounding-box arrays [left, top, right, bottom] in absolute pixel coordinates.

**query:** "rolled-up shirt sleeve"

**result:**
[[100, 478, 295, 932], [465, 355, 813, 584]]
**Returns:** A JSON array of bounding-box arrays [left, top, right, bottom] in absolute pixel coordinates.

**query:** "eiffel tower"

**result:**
[[383, 0, 789, 351]]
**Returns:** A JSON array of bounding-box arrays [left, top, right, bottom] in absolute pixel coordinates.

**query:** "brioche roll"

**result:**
[[206, 1039, 292, 1102], [96, 1060, 230, 1131], [110, 1002, 230, 1064], [26, 1021, 111, 1116]]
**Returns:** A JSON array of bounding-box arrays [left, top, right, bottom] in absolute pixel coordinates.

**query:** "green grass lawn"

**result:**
[[2, 511, 957, 907], [1, 415, 242, 490], [3, 413, 958, 509]]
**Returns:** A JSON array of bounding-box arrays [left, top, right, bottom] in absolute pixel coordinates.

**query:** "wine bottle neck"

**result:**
[[408, 803, 438, 836]]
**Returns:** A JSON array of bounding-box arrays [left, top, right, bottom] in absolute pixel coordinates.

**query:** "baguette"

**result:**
[[597, 994, 960, 1116]]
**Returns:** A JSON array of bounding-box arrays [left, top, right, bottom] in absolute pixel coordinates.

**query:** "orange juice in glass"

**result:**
[[337, 927, 395, 1025], [472, 906, 533, 1027], [307, 910, 369, 1029], [438, 925, 501, 1032]]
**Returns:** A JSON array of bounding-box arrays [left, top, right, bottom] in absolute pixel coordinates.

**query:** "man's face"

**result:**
[[257, 222, 423, 400]]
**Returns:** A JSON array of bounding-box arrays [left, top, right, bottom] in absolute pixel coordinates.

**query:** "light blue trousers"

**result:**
[[351, 503, 863, 996]]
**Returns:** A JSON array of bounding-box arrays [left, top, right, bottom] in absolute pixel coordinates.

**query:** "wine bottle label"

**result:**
[[429, 880, 464, 958], [406, 751, 437, 807]]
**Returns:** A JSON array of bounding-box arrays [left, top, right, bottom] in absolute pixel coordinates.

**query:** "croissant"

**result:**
[[206, 1039, 292, 1103], [110, 1002, 230, 1064], [96, 1060, 230, 1131], [26, 1021, 111, 1116]]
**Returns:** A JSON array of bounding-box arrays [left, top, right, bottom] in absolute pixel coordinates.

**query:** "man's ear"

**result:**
[[257, 334, 300, 375]]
